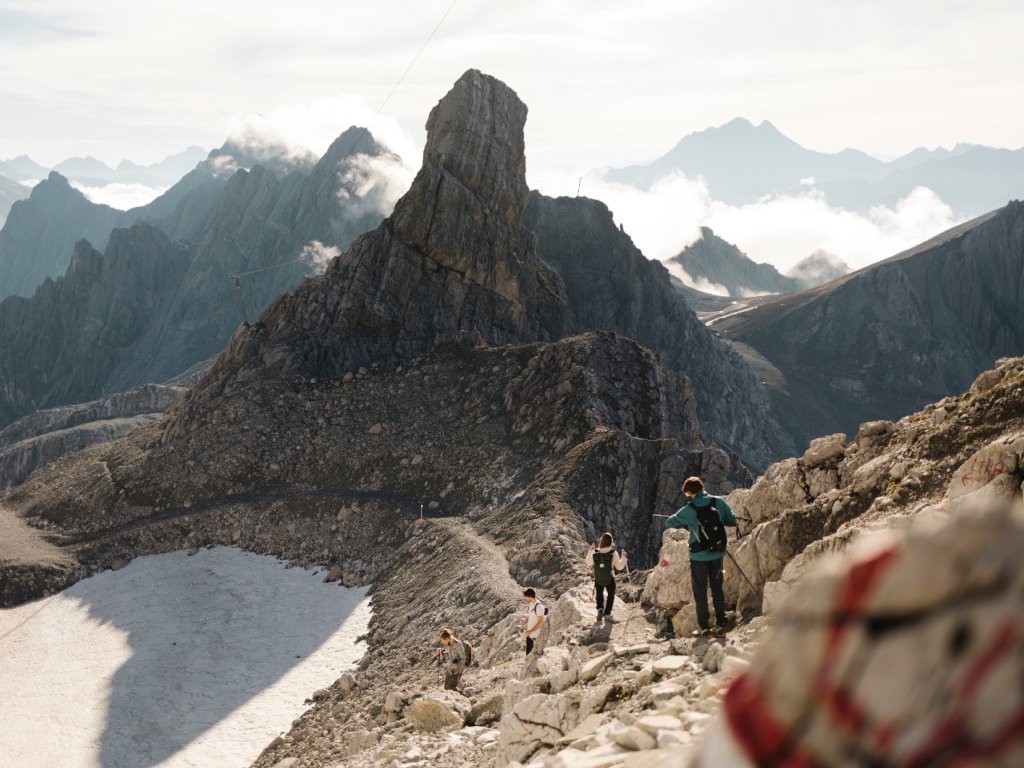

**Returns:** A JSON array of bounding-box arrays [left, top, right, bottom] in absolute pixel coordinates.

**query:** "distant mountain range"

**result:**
[[0, 147, 207, 188], [0, 128, 394, 427], [713, 202, 1024, 448], [671, 227, 850, 297], [0, 147, 209, 227], [605, 118, 1024, 216]]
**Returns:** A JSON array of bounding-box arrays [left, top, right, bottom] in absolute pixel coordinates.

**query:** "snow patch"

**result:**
[[0, 547, 371, 768]]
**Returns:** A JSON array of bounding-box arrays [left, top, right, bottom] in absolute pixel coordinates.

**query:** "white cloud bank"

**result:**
[[70, 180, 167, 209], [538, 171, 961, 274], [227, 95, 421, 171]]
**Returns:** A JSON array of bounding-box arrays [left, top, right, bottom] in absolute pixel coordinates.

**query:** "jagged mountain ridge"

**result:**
[[0, 134, 337, 301], [715, 202, 1024, 449], [0, 128, 396, 427]]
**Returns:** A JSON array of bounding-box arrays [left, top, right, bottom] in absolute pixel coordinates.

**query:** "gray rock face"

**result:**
[[524, 195, 792, 469], [671, 227, 800, 296], [0, 227, 191, 425], [717, 203, 1024, 450]]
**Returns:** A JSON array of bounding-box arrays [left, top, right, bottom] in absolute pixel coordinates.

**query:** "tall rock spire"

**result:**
[[185, 70, 566, 404]]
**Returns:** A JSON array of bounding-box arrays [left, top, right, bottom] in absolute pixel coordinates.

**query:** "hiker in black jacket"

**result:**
[[586, 532, 628, 622]]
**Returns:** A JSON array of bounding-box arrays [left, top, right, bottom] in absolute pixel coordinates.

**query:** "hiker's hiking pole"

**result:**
[[724, 548, 758, 594], [725, 519, 758, 594]]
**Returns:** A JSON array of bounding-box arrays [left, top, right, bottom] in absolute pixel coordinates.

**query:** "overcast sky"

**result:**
[[3, 0, 1023, 174]]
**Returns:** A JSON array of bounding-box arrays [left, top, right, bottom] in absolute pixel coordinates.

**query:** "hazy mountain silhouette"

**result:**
[[605, 118, 1024, 216]]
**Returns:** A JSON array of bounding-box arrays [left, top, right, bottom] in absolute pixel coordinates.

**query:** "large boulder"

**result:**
[[404, 690, 471, 732], [641, 529, 692, 611]]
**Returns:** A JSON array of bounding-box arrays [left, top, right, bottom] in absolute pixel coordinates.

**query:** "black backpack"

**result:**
[[592, 550, 615, 586], [688, 498, 728, 553]]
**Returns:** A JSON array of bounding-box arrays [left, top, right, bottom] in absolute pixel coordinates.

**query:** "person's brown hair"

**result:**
[[683, 476, 705, 495], [523, 588, 536, 598], [439, 628, 452, 640], [599, 532, 613, 548]]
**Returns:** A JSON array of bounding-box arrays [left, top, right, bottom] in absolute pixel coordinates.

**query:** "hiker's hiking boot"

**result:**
[[603, 612, 614, 623], [596, 610, 604, 623]]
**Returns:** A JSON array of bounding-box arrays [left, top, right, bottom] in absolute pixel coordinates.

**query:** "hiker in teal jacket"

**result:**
[[663, 476, 737, 634]]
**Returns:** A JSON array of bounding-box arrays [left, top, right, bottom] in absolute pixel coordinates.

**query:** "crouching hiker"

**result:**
[[663, 476, 737, 635], [586, 532, 628, 622], [517, 588, 546, 655], [438, 628, 468, 690]]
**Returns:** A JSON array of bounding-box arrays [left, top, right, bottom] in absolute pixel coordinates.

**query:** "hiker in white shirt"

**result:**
[[585, 532, 628, 622], [517, 588, 546, 655]]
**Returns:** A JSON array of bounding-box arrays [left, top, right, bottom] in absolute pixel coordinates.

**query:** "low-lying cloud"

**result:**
[[299, 240, 341, 275], [226, 96, 420, 171], [70, 181, 168, 210], [534, 171, 962, 274], [336, 153, 415, 225]]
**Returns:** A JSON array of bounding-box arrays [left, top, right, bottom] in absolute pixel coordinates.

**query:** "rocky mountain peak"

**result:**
[[65, 239, 103, 279], [321, 126, 384, 165], [388, 69, 541, 302]]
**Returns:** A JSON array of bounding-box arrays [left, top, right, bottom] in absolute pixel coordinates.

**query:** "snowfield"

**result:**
[[0, 547, 372, 768]]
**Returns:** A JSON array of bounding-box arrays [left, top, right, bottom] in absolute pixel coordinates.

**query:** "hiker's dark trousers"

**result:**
[[595, 580, 616, 615], [444, 670, 462, 690], [690, 557, 726, 629]]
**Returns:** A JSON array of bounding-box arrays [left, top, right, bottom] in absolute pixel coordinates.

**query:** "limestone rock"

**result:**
[[947, 432, 1024, 500], [801, 433, 846, 468], [404, 691, 471, 732]]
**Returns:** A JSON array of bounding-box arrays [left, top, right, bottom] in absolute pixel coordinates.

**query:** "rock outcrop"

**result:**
[[641, 356, 1024, 637], [717, 204, 1024, 449]]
